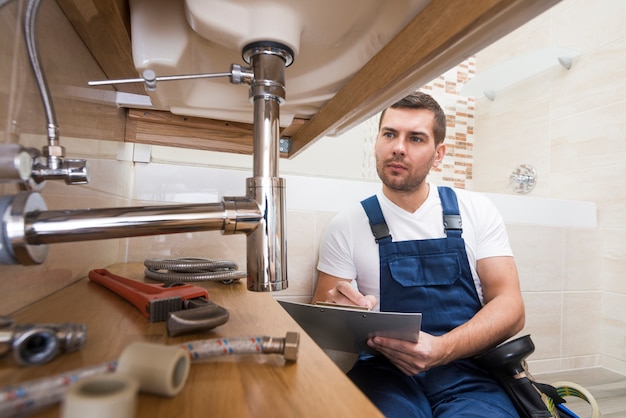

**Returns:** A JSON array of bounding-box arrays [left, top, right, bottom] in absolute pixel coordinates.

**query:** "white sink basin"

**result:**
[[129, 0, 430, 126]]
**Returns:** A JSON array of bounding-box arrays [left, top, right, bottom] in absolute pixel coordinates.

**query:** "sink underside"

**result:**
[[130, 0, 431, 127]]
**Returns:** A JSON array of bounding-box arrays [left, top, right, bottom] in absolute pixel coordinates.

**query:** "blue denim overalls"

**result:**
[[347, 187, 518, 417]]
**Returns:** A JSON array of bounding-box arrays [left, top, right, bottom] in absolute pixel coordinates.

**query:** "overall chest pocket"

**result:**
[[388, 253, 462, 287]]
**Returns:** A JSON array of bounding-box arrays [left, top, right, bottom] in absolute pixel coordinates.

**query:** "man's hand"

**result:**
[[324, 280, 377, 309], [366, 331, 446, 376]]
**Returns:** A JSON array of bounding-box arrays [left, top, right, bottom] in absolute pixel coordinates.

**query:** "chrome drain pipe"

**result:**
[[1, 193, 261, 266], [25, 200, 262, 245], [242, 42, 292, 291]]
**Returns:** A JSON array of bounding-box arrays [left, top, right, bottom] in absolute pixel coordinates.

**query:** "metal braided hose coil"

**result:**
[[144, 258, 247, 283]]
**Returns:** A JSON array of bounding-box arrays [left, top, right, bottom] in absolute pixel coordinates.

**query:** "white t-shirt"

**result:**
[[316, 185, 513, 309]]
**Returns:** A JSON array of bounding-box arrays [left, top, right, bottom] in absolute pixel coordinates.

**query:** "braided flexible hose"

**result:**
[[144, 257, 247, 283], [0, 333, 298, 417]]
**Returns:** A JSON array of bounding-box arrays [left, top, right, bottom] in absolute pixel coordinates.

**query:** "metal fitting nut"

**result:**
[[283, 331, 299, 362], [42, 144, 65, 158]]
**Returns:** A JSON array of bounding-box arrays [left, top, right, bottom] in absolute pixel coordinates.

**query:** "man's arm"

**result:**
[[439, 255, 525, 359], [368, 256, 525, 375], [311, 271, 377, 309], [311, 272, 342, 303]]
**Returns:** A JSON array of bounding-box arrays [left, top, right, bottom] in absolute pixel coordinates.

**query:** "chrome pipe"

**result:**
[[1, 192, 261, 265], [25, 203, 229, 244], [246, 177, 286, 291], [26, 199, 262, 244], [244, 44, 291, 292], [249, 51, 285, 179]]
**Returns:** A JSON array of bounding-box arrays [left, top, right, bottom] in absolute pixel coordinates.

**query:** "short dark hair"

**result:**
[[379, 92, 447, 145]]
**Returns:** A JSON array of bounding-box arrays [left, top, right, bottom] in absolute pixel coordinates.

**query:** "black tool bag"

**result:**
[[474, 335, 568, 418], [494, 372, 567, 418]]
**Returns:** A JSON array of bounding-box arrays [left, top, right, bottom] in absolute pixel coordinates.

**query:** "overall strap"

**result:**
[[360, 196, 392, 243], [437, 186, 463, 238]]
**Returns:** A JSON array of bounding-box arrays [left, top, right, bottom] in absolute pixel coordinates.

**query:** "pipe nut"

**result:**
[[42, 144, 65, 158], [283, 331, 299, 362]]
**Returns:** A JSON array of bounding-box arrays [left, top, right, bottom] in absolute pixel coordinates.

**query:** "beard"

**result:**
[[376, 155, 434, 193]]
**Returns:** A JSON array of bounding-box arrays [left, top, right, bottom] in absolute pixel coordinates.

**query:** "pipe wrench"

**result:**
[[88, 269, 229, 336]]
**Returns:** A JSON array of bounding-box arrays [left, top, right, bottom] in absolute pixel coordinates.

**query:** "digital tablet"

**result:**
[[277, 300, 422, 355]]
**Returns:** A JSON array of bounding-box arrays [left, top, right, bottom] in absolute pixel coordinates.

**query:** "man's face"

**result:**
[[375, 107, 444, 193]]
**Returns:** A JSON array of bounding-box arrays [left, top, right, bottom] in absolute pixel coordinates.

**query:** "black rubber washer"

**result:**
[[242, 41, 294, 66]]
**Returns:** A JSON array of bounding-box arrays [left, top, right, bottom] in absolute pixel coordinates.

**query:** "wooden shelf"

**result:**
[[0, 263, 383, 417], [125, 109, 305, 157]]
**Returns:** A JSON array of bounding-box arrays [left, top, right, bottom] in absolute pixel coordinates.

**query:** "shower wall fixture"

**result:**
[[510, 164, 537, 194]]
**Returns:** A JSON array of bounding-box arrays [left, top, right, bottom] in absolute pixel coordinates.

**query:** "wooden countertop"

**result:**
[[0, 263, 382, 417]]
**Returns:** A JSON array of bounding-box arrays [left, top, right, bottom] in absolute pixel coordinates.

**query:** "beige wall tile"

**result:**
[[564, 229, 603, 291], [562, 291, 601, 357], [602, 293, 626, 366], [551, 101, 626, 175], [518, 292, 562, 360], [601, 355, 626, 376], [529, 355, 600, 375], [550, 165, 618, 205], [551, 165, 626, 230], [602, 230, 626, 294], [552, 0, 626, 55], [507, 225, 563, 292]]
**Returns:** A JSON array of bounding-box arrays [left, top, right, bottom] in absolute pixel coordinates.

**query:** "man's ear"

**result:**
[[433, 143, 446, 168]]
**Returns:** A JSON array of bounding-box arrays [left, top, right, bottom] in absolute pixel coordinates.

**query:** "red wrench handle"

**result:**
[[88, 268, 209, 321]]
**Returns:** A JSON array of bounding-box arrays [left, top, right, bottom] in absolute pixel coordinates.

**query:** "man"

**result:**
[[312, 92, 525, 417]]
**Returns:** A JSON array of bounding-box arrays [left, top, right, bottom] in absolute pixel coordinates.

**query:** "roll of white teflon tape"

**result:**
[[116, 342, 190, 397], [61, 373, 139, 418]]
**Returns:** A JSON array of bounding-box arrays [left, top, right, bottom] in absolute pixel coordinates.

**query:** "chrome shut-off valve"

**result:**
[[0, 143, 88, 186], [0, 316, 87, 366]]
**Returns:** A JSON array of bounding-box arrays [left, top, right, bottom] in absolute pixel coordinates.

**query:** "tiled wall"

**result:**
[[471, 0, 626, 375], [421, 59, 476, 190]]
